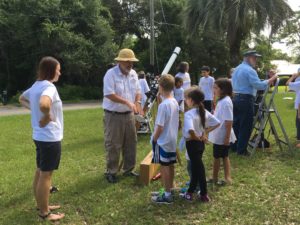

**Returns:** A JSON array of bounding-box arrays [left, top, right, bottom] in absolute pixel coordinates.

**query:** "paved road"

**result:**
[[0, 102, 101, 117]]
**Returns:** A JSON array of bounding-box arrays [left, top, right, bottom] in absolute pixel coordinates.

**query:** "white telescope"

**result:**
[[161, 47, 181, 75]]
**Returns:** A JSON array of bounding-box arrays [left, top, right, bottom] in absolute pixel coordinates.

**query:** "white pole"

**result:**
[[161, 47, 181, 75]]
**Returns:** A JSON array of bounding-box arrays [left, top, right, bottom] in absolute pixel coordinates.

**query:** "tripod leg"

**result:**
[[269, 116, 282, 151], [272, 103, 292, 151]]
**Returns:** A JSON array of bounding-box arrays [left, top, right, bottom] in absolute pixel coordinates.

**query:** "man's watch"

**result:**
[[136, 101, 141, 104]]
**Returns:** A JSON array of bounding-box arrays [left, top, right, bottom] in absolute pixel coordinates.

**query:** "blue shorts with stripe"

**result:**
[[152, 141, 177, 166]]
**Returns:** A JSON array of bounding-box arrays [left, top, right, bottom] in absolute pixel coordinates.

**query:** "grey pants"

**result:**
[[103, 111, 137, 174]]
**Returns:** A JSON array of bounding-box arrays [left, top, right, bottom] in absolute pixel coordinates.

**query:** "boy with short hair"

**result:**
[[151, 74, 179, 204], [199, 66, 215, 113]]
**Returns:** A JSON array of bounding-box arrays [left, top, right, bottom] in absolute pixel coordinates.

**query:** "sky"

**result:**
[[288, 0, 300, 11], [271, 0, 300, 56]]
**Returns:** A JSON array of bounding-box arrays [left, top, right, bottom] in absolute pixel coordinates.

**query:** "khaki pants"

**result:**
[[104, 111, 137, 174]]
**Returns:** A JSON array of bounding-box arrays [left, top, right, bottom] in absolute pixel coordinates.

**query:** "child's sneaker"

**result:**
[[151, 188, 165, 197], [179, 187, 188, 194], [180, 192, 193, 201], [151, 189, 176, 198], [199, 194, 211, 203], [151, 193, 173, 204]]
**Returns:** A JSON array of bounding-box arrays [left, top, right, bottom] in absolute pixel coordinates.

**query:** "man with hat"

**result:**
[[231, 50, 278, 156], [103, 48, 142, 183]]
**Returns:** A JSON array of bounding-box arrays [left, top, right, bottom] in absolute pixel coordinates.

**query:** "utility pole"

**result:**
[[149, 0, 155, 67]]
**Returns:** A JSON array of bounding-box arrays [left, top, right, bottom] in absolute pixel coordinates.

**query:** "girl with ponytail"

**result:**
[[181, 88, 220, 202]]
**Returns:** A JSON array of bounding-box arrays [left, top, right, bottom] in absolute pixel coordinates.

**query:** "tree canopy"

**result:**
[[0, 0, 297, 99], [184, 0, 294, 66]]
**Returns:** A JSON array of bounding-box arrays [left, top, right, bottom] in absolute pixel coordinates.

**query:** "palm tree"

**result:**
[[184, 0, 294, 66]]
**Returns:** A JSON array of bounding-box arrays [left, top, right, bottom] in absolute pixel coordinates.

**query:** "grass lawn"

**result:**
[[1, 92, 300, 225]]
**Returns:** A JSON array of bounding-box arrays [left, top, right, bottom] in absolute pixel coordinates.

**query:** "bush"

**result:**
[[57, 85, 102, 101], [8, 92, 21, 105]]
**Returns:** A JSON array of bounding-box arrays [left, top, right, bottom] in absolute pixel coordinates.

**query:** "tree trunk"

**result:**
[[229, 42, 241, 67], [227, 27, 245, 67]]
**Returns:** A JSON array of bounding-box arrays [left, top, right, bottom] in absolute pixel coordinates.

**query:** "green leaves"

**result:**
[[0, 0, 116, 95], [184, 0, 293, 66]]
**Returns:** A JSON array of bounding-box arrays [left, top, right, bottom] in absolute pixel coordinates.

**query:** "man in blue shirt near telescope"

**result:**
[[232, 50, 278, 155]]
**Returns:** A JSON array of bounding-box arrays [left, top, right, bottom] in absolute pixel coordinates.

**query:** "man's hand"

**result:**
[[268, 74, 278, 85], [126, 101, 138, 114], [135, 102, 143, 115], [39, 114, 52, 127]]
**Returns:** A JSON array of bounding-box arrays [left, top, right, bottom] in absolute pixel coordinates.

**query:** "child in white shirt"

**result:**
[[286, 69, 300, 147], [151, 74, 179, 204], [181, 88, 219, 202], [175, 61, 191, 90], [199, 66, 215, 113], [138, 71, 150, 110], [208, 78, 236, 185], [174, 77, 184, 112]]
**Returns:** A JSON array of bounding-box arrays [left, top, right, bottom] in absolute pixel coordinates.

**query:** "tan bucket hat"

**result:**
[[114, 48, 139, 62]]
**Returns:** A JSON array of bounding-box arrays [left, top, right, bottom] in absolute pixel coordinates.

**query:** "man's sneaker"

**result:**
[[180, 192, 193, 201], [123, 171, 139, 177], [105, 173, 118, 183], [151, 193, 173, 204], [199, 194, 211, 203]]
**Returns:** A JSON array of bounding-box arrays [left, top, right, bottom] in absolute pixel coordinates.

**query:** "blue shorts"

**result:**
[[152, 141, 176, 166]]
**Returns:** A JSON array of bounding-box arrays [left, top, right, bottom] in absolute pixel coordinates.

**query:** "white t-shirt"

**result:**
[[208, 96, 236, 145], [173, 87, 184, 112], [139, 78, 150, 108], [183, 108, 220, 139], [22, 80, 63, 142], [289, 80, 300, 109], [103, 65, 141, 112], [199, 76, 215, 100], [155, 98, 179, 153], [175, 72, 191, 90]]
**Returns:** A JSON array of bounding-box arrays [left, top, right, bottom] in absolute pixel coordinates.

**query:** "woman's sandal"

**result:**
[[206, 178, 215, 184], [38, 211, 65, 221], [216, 180, 227, 186], [50, 186, 59, 194]]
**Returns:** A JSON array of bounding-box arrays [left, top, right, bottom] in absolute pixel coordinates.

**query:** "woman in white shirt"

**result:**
[[19, 57, 65, 221], [175, 61, 191, 90]]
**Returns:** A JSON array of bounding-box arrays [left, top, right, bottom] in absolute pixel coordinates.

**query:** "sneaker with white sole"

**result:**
[[151, 193, 173, 204], [151, 189, 176, 197], [180, 192, 193, 201], [151, 188, 165, 197]]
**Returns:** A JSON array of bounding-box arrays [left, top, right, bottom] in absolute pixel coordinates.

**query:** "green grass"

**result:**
[[1, 92, 300, 225]]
